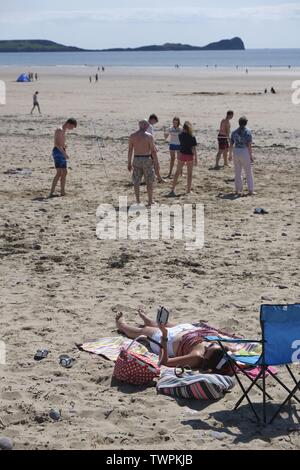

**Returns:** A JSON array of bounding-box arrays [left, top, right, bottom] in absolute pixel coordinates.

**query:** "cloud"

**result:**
[[1, 4, 300, 25]]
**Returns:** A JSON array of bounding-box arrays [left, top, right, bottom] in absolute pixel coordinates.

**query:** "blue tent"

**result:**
[[17, 73, 30, 83]]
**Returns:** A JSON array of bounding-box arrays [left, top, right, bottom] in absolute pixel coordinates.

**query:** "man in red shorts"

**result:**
[[215, 110, 234, 169]]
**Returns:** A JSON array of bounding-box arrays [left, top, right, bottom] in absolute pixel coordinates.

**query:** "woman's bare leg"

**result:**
[[186, 161, 194, 193], [171, 160, 185, 191], [116, 312, 158, 339], [167, 150, 176, 178], [138, 309, 157, 327]]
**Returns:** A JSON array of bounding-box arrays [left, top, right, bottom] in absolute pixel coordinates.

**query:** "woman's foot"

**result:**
[[115, 312, 125, 331], [248, 192, 256, 196], [167, 190, 176, 198], [137, 309, 153, 326]]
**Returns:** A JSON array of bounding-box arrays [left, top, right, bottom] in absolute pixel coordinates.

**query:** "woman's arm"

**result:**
[[193, 147, 198, 166], [229, 143, 234, 161], [248, 143, 254, 162], [164, 127, 170, 140], [158, 324, 201, 368]]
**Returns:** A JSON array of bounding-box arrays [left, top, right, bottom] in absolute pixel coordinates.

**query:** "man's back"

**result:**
[[130, 130, 153, 155]]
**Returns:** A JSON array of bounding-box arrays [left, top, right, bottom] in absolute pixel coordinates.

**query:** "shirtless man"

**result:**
[[116, 311, 238, 373], [215, 110, 234, 169], [50, 118, 77, 197], [31, 91, 41, 115], [128, 120, 159, 206]]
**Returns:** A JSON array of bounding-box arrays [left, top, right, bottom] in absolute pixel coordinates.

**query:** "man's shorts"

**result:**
[[52, 147, 67, 169], [218, 135, 229, 151], [132, 156, 155, 186]]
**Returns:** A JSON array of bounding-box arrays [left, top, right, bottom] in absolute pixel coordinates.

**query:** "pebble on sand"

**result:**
[[49, 409, 61, 421], [0, 437, 13, 450]]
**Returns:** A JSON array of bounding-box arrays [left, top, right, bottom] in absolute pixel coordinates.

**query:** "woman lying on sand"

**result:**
[[116, 311, 238, 374]]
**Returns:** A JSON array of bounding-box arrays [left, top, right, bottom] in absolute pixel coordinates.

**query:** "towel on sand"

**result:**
[[78, 321, 277, 378]]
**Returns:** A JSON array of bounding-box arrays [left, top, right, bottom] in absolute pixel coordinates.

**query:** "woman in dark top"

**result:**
[[168, 121, 198, 197]]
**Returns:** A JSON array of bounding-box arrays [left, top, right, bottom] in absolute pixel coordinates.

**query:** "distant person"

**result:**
[[50, 118, 77, 198], [271, 87, 276, 94], [30, 91, 41, 115], [98, 66, 100, 71], [95, 73, 99, 82], [215, 110, 234, 169], [35, 73, 38, 81], [264, 88, 268, 94], [164, 117, 182, 179], [168, 121, 198, 197], [229, 116, 255, 196], [89, 76, 92, 83], [102, 66, 105, 72], [246, 68, 249, 74], [147, 114, 165, 183], [128, 119, 158, 207]]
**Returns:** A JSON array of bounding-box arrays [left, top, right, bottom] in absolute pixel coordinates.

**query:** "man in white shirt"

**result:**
[[147, 114, 165, 183]]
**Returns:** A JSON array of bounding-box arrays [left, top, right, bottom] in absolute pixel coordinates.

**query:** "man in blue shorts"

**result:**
[[50, 118, 77, 197]]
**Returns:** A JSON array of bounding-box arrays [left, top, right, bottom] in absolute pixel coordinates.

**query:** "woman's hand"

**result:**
[[158, 323, 168, 337]]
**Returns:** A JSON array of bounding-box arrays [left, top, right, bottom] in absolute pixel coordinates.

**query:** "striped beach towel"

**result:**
[[157, 368, 235, 400]]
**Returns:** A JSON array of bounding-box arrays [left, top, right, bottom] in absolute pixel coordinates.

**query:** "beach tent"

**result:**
[[16, 73, 30, 82]]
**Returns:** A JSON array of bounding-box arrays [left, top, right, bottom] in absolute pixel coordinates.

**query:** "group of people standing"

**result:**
[[128, 110, 255, 206], [48, 111, 254, 201]]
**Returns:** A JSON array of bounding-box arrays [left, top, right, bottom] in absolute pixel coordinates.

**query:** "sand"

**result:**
[[0, 65, 299, 450]]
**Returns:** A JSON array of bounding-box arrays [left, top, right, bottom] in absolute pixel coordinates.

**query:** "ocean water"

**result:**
[[0, 49, 299, 68]]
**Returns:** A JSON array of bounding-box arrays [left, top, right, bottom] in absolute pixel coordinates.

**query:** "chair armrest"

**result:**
[[205, 335, 261, 344]]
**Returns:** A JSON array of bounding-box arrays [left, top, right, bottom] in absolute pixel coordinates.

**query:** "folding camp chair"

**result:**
[[206, 304, 300, 424]]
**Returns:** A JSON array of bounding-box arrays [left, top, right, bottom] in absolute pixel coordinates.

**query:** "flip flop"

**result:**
[[34, 349, 49, 361], [59, 354, 75, 368], [254, 208, 269, 215]]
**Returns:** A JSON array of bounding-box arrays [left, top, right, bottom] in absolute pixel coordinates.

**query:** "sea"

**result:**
[[0, 49, 300, 68]]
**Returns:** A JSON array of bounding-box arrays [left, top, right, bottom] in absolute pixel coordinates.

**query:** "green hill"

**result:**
[[0, 40, 84, 52]]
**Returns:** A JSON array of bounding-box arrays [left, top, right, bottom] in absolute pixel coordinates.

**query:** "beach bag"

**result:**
[[113, 336, 160, 385], [157, 368, 235, 400]]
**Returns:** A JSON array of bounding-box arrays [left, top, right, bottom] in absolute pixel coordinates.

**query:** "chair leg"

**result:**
[[235, 368, 264, 409], [263, 366, 267, 425], [230, 364, 261, 422], [269, 370, 300, 405]]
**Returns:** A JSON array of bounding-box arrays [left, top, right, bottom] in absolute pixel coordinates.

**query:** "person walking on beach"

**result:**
[[147, 114, 165, 183], [30, 91, 41, 115], [229, 116, 255, 196], [50, 118, 77, 198], [128, 119, 159, 207], [164, 117, 182, 179], [215, 110, 234, 169], [168, 121, 198, 197]]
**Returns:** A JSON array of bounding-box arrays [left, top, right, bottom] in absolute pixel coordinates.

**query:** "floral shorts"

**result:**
[[132, 156, 155, 186]]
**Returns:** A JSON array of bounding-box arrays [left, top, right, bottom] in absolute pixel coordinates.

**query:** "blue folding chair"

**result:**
[[206, 304, 300, 424]]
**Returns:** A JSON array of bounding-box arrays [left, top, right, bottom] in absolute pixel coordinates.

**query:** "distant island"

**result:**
[[0, 37, 245, 53], [103, 38, 245, 52]]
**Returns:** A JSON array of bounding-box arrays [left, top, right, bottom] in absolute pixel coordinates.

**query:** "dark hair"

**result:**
[[183, 121, 193, 136], [239, 116, 248, 127], [202, 349, 225, 372], [173, 116, 180, 125], [149, 114, 158, 123], [66, 118, 77, 128], [227, 110, 234, 117], [238, 116, 248, 135]]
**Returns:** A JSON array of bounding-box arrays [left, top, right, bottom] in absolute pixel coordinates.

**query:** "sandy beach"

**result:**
[[0, 65, 299, 450]]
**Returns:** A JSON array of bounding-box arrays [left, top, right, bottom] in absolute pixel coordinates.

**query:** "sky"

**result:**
[[0, 0, 299, 49]]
